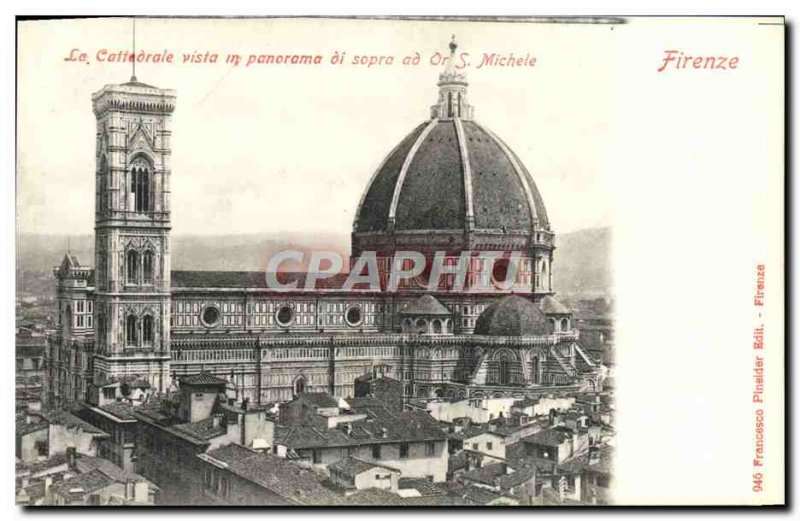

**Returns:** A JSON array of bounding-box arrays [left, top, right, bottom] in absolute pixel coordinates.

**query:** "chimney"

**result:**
[[125, 481, 134, 500], [66, 446, 77, 470], [44, 475, 52, 494]]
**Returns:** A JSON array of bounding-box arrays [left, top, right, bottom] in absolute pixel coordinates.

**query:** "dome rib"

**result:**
[[453, 118, 475, 228], [474, 122, 542, 229], [387, 118, 440, 228]]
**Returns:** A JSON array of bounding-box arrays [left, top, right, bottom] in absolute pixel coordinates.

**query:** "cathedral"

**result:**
[[46, 40, 601, 410]]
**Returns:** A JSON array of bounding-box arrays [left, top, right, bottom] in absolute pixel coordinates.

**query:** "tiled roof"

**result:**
[[400, 295, 451, 316], [179, 371, 229, 386], [171, 270, 355, 290], [496, 465, 537, 490], [205, 444, 343, 505], [462, 484, 506, 505], [23, 481, 46, 500], [557, 445, 614, 475], [16, 418, 48, 437], [278, 409, 447, 450], [50, 469, 113, 496], [346, 487, 459, 506], [97, 401, 138, 421], [461, 462, 509, 486], [329, 457, 399, 477], [40, 410, 109, 436], [398, 477, 445, 496], [343, 396, 390, 411], [18, 453, 69, 475], [521, 426, 574, 447], [171, 416, 228, 442], [75, 455, 149, 484]]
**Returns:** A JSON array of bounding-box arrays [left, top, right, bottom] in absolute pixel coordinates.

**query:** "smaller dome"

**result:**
[[540, 295, 570, 315], [474, 295, 549, 337], [401, 295, 451, 316]]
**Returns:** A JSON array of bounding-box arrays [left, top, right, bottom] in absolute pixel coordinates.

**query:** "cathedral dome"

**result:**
[[474, 295, 549, 337], [354, 119, 549, 234], [353, 38, 550, 244]]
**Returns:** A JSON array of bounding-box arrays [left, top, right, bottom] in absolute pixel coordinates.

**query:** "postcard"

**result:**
[[14, 16, 784, 506]]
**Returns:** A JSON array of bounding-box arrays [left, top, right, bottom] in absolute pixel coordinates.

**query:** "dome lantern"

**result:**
[[430, 36, 474, 120]]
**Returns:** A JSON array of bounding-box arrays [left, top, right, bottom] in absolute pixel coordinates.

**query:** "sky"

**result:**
[[17, 17, 617, 237]]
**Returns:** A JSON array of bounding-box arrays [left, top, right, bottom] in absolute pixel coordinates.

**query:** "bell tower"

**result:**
[[91, 78, 176, 402]]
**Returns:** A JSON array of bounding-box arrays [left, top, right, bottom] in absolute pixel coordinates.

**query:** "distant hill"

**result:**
[[16, 227, 611, 297], [552, 227, 612, 298]]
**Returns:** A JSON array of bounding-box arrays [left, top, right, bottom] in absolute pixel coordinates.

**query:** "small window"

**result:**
[[372, 445, 382, 459], [399, 443, 409, 459], [312, 450, 322, 464], [487, 442, 493, 451], [472, 443, 479, 451], [345, 305, 362, 327], [202, 306, 220, 327], [276, 305, 294, 327], [426, 442, 436, 456]]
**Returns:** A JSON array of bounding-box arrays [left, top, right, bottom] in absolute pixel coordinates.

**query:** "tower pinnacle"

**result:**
[[430, 36, 474, 120]]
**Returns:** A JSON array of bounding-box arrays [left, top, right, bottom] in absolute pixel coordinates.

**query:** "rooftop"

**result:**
[[400, 295, 452, 316], [328, 456, 399, 478], [49, 469, 113, 497], [277, 409, 446, 449], [179, 371, 229, 386], [521, 426, 576, 447], [204, 444, 342, 505]]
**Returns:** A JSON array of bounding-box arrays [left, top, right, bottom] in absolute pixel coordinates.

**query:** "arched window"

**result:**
[[432, 320, 442, 335], [531, 355, 540, 384], [499, 358, 512, 385], [142, 315, 154, 345], [64, 304, 73, 336], [561, 318, 570, 332], [126, 250, 139, 284], [142, 251, 154, 284], [126, 315, 138, 346], [415, 318, 428, 335], [294, 377, 306, 396], [129, 158, 152, 213], [99, 156, 108, 214]]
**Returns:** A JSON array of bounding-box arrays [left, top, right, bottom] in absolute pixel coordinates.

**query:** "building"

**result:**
[[274, 392, 450, 482], [196, 443, 342, 505], [72, 401, 139, 472], [353, 373, 404, 411], [43, 38, 602, 415], [132, 372, 275, 504], [16, 409, 109, 464], [16, 447, 156, 506], [328, 457, 401, 493], [16, 333, 46, 412], [459, 462, 538, 505]]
